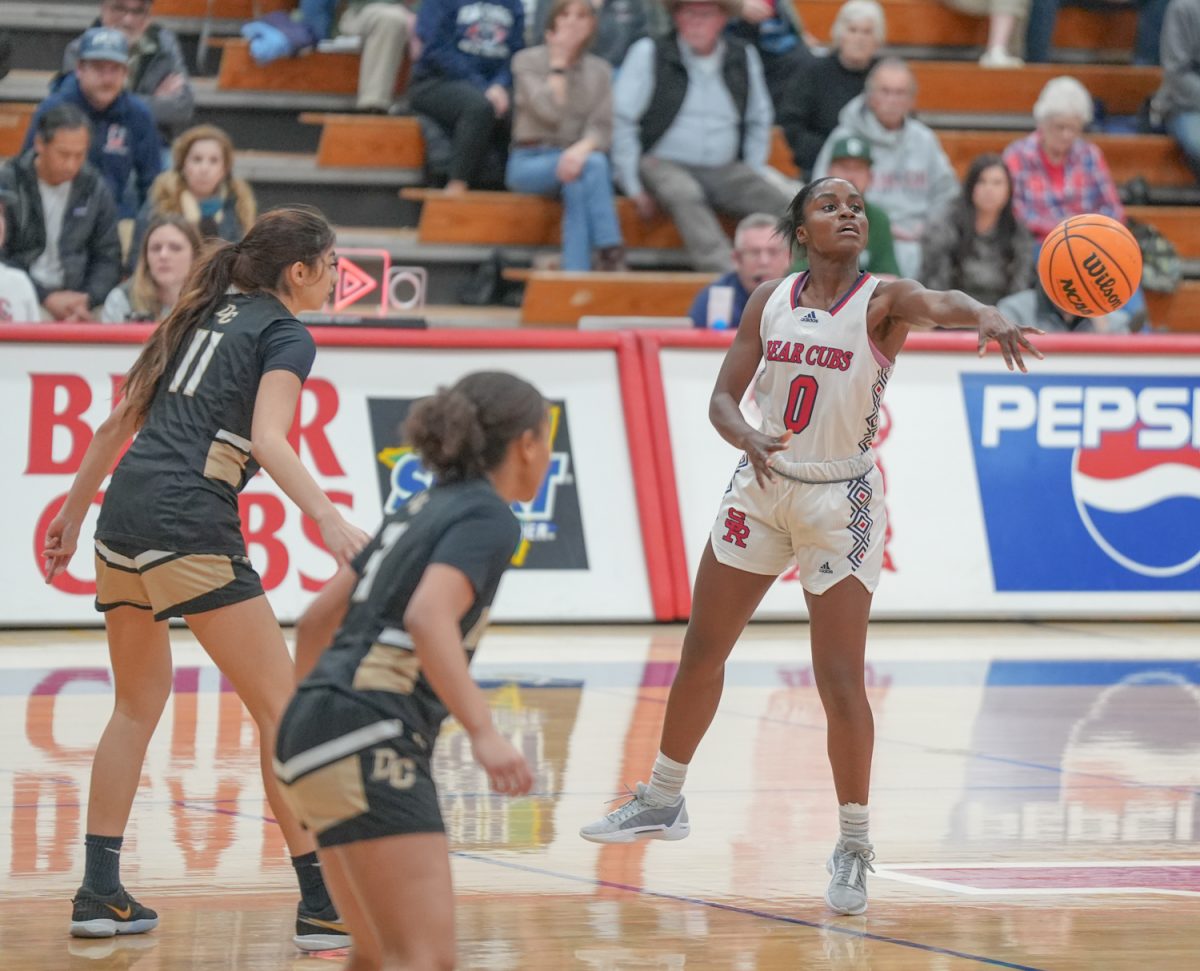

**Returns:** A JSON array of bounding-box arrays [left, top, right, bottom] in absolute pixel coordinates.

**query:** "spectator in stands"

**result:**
[[813, 58, 958, 277], [796, 134, 899, 275], [0, 104, 121, 321], [688, 212, 790, 327], [134, 124, 257, 257], [63, 0, 196, 146], [337, 1, 420, 113], [508, 0, 626, 271], [1025, 0, 1168, 65], [937, 0, 1027, 67], [998, 283, 1144, 331], [919, 153, 1035, 305], [102, 212, 201, 322], [612, 0, 789, 272], [26, 28, 162, 218], [531, 0, 664, 68], [1002, 76, 1125, 242], [779, 0, 885, 179], [726, 0, 814, 111], [0, 191, 41, 324], [409, 0, 526, 193], [1151, 0, 1200, 182]]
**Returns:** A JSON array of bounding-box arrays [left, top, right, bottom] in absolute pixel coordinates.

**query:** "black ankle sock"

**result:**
[[291, 852, 331, 912], [83, 834, 123, 895]]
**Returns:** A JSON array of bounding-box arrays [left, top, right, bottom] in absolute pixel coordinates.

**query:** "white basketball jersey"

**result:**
[[753, 271, 893, 463]]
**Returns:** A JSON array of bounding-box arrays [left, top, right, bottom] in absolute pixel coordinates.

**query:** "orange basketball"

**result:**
[[1037, 214, 1143, 317]]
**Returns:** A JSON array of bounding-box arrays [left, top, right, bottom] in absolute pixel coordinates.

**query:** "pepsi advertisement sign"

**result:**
[[962, 374, 1200, 592]]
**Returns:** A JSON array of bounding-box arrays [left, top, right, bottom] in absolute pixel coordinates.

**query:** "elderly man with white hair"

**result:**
[[1001, 76, 1125, 243], [779, 0, 886, 178]]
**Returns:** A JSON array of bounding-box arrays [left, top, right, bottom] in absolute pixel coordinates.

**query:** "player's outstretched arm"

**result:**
[[42, 397, 141, 583], [404, 564, 533, 797], [878, 279, 1044, 373], [710, 278, 792, 487], [251, 370, 371, 566]]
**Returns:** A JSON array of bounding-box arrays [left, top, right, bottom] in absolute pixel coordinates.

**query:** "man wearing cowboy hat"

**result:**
[[611, 0, 789, 272]]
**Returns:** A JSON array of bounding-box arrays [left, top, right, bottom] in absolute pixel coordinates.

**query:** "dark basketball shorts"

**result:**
[[273, 686, 443, 848], [93, 539, 264, 621]]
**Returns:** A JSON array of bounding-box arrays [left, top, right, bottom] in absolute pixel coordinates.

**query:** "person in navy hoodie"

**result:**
[[25, 27, 162, 219], [409, 0, 526, 192]]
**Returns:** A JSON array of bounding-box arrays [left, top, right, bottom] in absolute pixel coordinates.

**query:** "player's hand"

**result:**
[[470, 728, 534, 796], [42, 513, 80, 583], [742, 429, 792, 488], [317, 512, 371, 567], [484, 84, 510, 118], [977, 309, 1044, 373]]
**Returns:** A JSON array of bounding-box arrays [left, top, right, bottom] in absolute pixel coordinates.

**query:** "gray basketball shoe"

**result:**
[[824, 838, 876, 915], [579, 783, 690, 844]]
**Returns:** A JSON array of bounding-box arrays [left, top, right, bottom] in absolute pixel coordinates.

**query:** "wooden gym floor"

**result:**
[[0, 621, 1197, 970]]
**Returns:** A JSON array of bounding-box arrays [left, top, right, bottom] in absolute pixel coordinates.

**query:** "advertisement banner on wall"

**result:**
[[656, 342, 1200, 619], [0, 337, 651, 625]]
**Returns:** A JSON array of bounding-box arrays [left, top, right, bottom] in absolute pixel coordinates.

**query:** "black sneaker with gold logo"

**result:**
[[70, 885, 159, 938], [294, 900, 350, 952]]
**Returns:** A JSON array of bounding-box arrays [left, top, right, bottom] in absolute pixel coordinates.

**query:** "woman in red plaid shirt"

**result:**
[[1001, 76, 1125, 243]]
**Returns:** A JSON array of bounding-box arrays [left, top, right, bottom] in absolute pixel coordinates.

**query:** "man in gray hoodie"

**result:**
[[812, 57, 958, 278], [1151, 0, 1200, 182]]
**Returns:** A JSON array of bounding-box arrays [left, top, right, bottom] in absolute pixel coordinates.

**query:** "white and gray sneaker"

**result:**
[[824, 838, 876, 915], [579, 783, 690, 844]]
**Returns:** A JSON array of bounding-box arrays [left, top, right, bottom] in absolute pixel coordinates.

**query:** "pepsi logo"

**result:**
[[1071, 427, 1200, 577]]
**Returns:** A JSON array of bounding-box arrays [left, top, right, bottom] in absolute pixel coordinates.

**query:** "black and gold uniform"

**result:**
[[93, 293, 315, 620], [274, 479, 520, 847]]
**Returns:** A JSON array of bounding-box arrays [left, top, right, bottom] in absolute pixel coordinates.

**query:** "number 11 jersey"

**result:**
[[96, 293, 316, 555]]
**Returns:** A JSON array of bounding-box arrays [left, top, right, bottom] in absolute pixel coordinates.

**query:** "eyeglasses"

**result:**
[[104, 2, 151, 19]]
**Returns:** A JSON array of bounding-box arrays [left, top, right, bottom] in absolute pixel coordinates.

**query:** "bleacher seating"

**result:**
[[0, 2, 1195, 330]]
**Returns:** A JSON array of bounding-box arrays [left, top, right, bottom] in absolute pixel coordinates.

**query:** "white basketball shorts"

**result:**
[[708, 455, 887, 594]]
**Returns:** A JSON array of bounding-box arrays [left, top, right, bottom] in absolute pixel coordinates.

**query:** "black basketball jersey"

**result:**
[[96, 293, 316, 554], [302, 479, 521, 741]]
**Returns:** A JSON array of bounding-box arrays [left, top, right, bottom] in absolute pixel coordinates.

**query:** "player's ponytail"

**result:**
[[778, 176, 840, 259], [121, 205, 334, 425], [406, 372, 547, 483]]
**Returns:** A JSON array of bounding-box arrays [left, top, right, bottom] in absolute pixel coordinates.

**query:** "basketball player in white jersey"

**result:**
[[580, 177, 1042, 915]]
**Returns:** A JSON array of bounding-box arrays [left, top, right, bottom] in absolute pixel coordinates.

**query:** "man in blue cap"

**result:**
[[25, 26, 162, 218]]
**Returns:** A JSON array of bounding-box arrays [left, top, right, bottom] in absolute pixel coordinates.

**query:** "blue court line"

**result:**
[[599, 685, 1200, 798], [451, 850, 1048, 971]]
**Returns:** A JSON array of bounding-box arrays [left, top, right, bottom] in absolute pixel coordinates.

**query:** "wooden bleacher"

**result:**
[[301, 113, 425, 169], [1147, 282, 1200, 332], [0, 104, 36, 159], [503, 270, 715, 326], [803, 0, 1135, 50], [400, 188, 736, 251], [155, 0, 289, 16], [216, 40, 360, 96], [936, 131, 1194, 187]]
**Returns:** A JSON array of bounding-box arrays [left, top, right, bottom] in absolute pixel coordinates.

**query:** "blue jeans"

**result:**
[[505, 147, 623, 271], [1167, 111, 1200, 182], [1025, 0, 1168, 65]]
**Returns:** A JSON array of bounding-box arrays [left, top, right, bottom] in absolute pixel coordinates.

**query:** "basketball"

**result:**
[[1037, 214, 1143, 317]]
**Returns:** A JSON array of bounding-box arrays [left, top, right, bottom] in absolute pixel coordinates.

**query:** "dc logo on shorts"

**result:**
[[961, 373, 1200, 591]]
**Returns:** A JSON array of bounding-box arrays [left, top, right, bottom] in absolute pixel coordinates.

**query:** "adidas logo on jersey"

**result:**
[[819, 561, 833, 574], [798, 310, 819, 323]]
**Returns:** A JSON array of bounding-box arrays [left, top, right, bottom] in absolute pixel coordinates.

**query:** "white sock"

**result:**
[[838, 802, 870, 846], [644, 751, 688, 805]]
